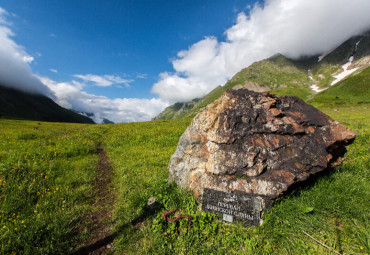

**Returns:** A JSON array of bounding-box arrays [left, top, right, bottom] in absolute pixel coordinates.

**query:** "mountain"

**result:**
[[78, 111, 115, 124], [0, 85, 94, 124], [308, 66, 370, 108], [102, 118, 115, 124], [154, 31, 370, 120]]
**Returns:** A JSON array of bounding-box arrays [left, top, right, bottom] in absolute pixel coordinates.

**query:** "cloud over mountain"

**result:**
[[0, 7, 52, 96], [0, 7, 167, 123], [1, 1, 370, 122], [38, 76, 168, 123], [152, 0, 370, 103]]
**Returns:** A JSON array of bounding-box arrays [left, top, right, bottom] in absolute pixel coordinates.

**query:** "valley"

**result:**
[[1, 2, 369, 254], [0, 96, 368, 254]]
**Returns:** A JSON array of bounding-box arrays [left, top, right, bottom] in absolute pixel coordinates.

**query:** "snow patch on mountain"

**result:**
[[330, 61, 359, 86], [330, 40, 361, 86], [308, 70, 324, 92], [318, 51, 331, 62]]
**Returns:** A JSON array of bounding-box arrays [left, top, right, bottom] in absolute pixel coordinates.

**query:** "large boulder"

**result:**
[[168, 89, 356, 205]]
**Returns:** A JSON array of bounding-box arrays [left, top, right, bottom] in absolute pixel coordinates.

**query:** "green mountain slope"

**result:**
[[310, 32, 370, 88], [230, 54, 313, 99], [308, 66, 370, 108], [0, 85, 94, 123], [155, 32, 370, 120], [154, 54, 313, 120]]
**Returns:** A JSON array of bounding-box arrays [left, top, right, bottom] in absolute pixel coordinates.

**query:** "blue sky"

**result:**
[[0, 0, 253, 99], [0, 0, 370, 123]]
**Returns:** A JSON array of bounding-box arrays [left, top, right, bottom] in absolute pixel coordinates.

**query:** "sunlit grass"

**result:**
[[0, 102, 368, 254], [0, 120, 106, 254], [103, 104, 369, 254]]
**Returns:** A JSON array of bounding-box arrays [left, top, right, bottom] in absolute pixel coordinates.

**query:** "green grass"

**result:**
[[101, 104, 369, 254], [311, 63, 340, 88], [308, 66, 370, 107], [0, 101, 368, 254], [0, 120, 106, 254], [269, 84, 312, 100]]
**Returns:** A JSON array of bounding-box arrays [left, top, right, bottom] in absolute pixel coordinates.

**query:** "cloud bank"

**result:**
[[152, 0, 370, 103], [0, 7, 52, 96], [2, 1, 370, 122], [38, 76, 168, 123], [0, 8, 167, 123]]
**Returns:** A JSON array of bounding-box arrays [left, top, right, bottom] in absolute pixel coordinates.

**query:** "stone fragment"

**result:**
[[147, 196, 158, 210], [168, 89, 356, 216]]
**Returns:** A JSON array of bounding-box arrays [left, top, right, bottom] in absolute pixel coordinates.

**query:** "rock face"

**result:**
[[232, 81, 269, 92], [168, 89, 356, 205]]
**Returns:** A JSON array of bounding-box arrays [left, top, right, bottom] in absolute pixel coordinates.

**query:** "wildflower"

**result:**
[[2, 226, 6, 229]]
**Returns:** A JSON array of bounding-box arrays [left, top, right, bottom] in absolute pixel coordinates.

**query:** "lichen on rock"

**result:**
[[168, 89, 356, 203]]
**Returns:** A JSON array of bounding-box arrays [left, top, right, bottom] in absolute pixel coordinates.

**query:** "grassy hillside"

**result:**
[[308, 66, 370, 107], [155, 32, 370, 121], [1, 101, 368, 254], [155, 54, 313, 120], [0, 85, 94, 124], [155, 85, 231, 120], [232, 54, 311, 88]]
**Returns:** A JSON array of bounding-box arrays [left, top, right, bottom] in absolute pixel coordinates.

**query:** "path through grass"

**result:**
[[74, 142, 116, 254], [0, 120, 106, 254]]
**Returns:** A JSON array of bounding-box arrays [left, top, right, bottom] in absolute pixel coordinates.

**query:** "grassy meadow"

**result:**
[[0, 120, 107, 254], [0, 103, 369, 254]]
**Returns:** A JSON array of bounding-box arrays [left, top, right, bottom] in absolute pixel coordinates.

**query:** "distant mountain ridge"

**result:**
[[154, 31, 370, 120], [0, 85, 94, 124], [78, 111, 115, 124]]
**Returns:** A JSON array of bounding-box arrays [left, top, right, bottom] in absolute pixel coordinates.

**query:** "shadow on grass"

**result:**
[[281, 166, 339, 199], [71, 204, 162, 255]]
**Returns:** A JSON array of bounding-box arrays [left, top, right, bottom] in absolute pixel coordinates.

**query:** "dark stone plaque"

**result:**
[[202, 188, 263, 226]]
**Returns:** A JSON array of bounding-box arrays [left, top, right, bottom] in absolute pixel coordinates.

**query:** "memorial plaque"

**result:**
[[202, 188, 263, 226]]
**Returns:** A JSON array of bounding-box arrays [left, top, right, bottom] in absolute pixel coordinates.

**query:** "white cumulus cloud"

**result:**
[[0, 9, 51, 96], [39, 76, 168, 123], [152, 0, 370, 103], [0, 8, 166, 123]]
